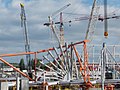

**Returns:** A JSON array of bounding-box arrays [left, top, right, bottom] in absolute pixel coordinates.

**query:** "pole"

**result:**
[[16, 76, 20, 90], [101, 43, 106, 90], [34, 52, 37, 82], [92, 45, 95, 78], [104, 0, 108, 37], [60, 12, 64, 46]]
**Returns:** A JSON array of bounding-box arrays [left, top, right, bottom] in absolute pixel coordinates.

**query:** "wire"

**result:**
[[104, 0, 108, 38]]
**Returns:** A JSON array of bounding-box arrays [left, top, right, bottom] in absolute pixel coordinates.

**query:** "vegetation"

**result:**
[[19, 58, 44, 70], [19, 58, 25, 71]]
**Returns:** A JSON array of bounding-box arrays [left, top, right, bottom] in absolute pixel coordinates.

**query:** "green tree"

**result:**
[[19, 58, 25, 71], [31, 58, 42, 69]]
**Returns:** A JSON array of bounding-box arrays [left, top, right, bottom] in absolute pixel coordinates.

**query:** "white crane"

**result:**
[[44, 3, 71, 46], [85, 0, 100, 41]]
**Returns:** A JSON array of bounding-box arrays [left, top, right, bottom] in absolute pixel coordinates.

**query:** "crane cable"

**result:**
[[104, 0, 108, 37]]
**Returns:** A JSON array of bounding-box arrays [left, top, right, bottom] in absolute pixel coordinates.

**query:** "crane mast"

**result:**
[[20, 3, 31, 71], [44, 3, 71, 46], [60, 12, 64, 46]]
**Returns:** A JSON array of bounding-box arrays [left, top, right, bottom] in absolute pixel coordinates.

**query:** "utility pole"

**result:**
[[20, 3, 32, 71]]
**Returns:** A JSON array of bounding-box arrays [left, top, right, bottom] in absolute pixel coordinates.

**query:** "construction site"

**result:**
[[1, 0, 120, 90]]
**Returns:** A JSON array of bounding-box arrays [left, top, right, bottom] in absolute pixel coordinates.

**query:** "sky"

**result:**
[[0, 0, 120, 63]]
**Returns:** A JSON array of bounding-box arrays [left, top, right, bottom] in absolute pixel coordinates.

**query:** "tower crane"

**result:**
[[98, 14, 120, 21], [53, 13, 120, 26], [63, 1, 120, 39], [20, 3, 32, 71], [51, 3, 71, 17], [53, 0, 100, 42], [59, 12, 64, 46], [44, 3, 71, 46]]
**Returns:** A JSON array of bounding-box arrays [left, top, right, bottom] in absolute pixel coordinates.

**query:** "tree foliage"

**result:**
[[19, 58, 25, 71]]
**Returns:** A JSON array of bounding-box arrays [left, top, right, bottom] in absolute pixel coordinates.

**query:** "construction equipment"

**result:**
[[51, 0, 99, 42], [59, 12, 64, 46], [20, 3, 32, 71], [44, 3, 71, 46], [98, 14, 120, 21], [62, 1, 120, 40], [0, 40, 94, 89], [85, 0, 100, 41], [44, 3, 71, 26], [51, 3, 71, 17]]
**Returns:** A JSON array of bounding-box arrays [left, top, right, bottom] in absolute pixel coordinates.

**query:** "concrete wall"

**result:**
[[20, 78, 29, 90], [0, 82, 8, 90], [89, 88, 101, 90]]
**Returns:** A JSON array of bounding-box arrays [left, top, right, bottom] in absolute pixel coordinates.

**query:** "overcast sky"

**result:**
[[0, 0, 120, 63]]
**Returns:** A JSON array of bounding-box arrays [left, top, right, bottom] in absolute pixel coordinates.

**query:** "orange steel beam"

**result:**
[[73, 45, 84, 77], [0, 40, 89, 57], [0, 40, 90, 83], [83, 41, 90, 83], [73, 41, 92, 88], [69, 40, 89, 47], [0, 52, 35, 57], [0, 48, 54, 57], [37, 48, 54, 53], [83, 41, 92, 89], [56, 40, 89, 59], [0, 57, 33, 81], [84, 41, 87, 82]]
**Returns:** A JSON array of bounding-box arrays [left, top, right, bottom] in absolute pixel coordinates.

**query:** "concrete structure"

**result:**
[[89, 88, 101, 90], [0, 82, 8, 90], [20, 78, 29, 90]]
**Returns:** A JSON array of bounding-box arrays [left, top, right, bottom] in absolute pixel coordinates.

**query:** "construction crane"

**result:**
[[54, 13, 120, 25], [59, 12, 64, 46], [44, 3, 71, 46], [63, 2, 120, 39], [50, 0, 100, 42], [44, 3, 71, 26], [44, 0, 120, 42], [20, 3, 32, 72], [85, 0, 100, 41], [51, 3, 71, 17]]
